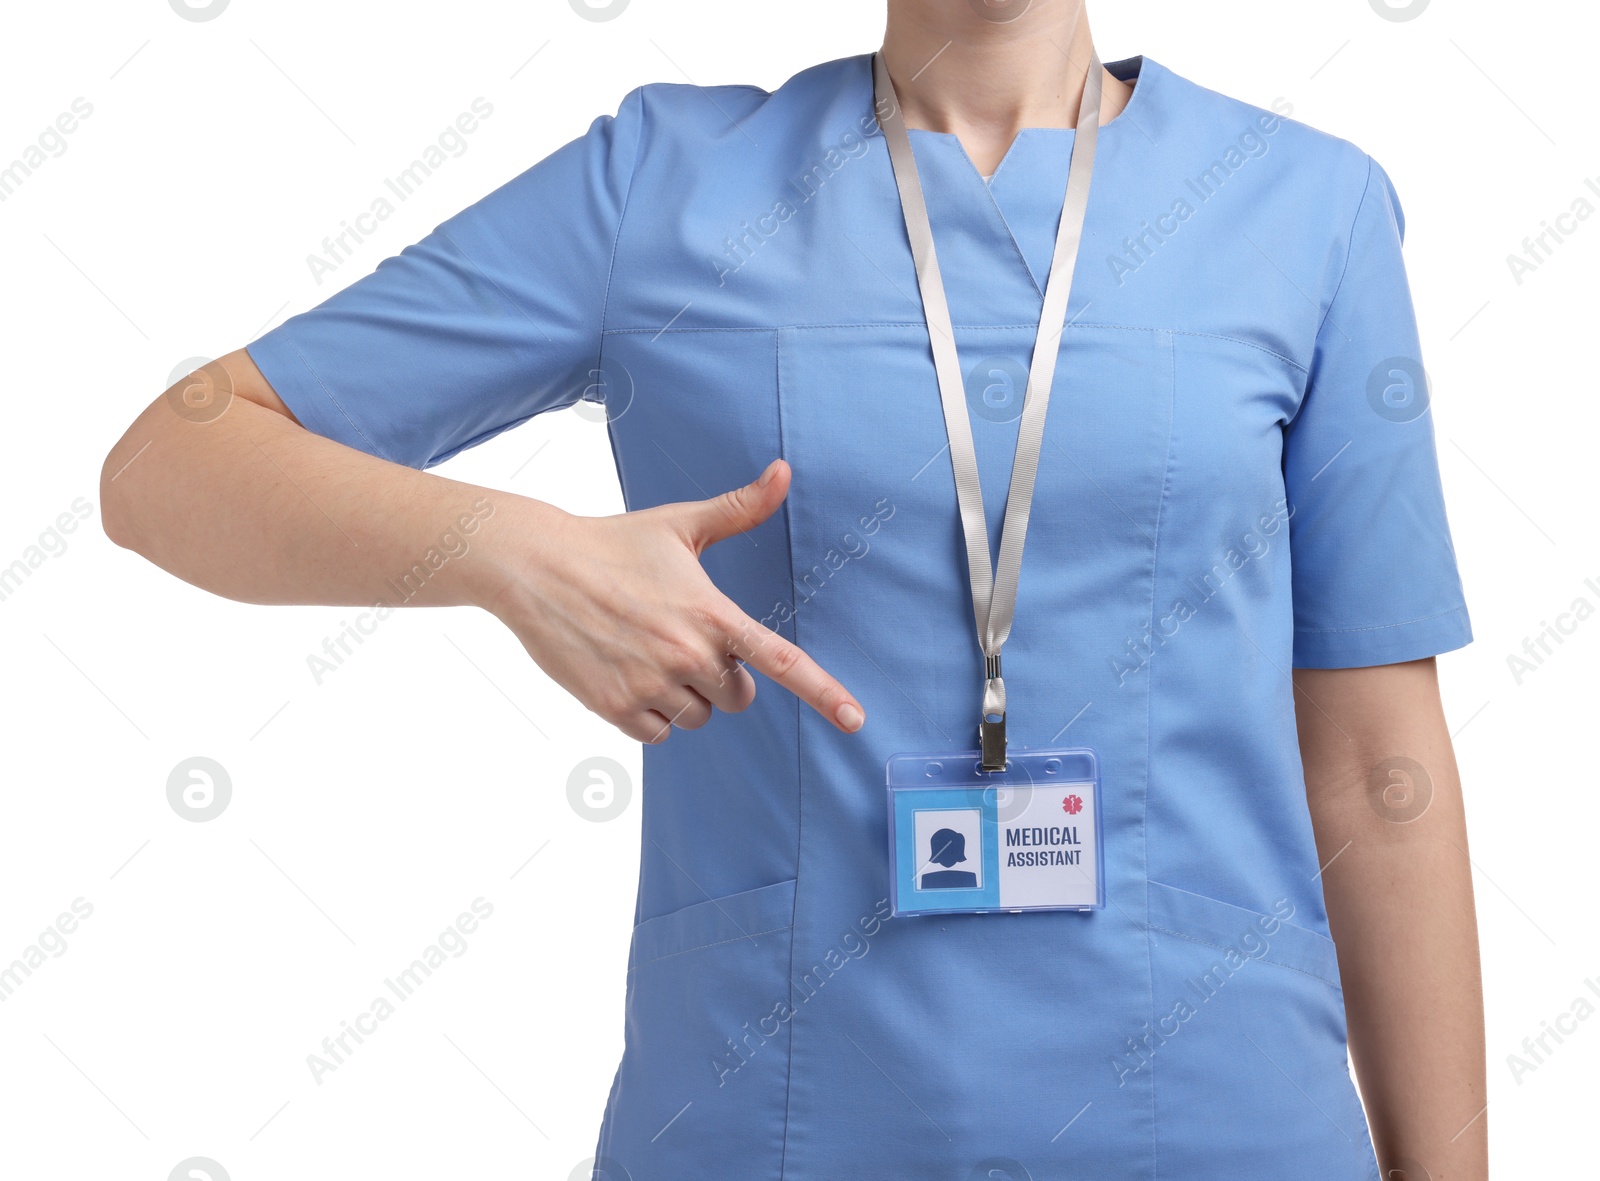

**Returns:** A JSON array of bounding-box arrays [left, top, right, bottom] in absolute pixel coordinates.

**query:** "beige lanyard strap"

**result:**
[[873, 50, 1104, 769]]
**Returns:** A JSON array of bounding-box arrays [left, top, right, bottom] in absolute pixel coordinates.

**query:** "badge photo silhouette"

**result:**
[[920, 827, 978, 889]]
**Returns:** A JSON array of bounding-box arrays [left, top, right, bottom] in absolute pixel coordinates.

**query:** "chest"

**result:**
[[599, 127, 1309, 611]]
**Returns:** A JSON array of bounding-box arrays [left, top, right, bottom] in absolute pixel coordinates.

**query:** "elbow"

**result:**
[[99, 432, 144, 552]]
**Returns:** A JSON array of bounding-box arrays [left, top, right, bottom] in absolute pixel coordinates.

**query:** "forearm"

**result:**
[[99, 356, 862, 744], [1296, 661, 1488, 1181], [99, 364, 550, 612]]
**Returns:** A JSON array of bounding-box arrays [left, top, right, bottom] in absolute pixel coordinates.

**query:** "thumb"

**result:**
[[678, 458, 790, 552]]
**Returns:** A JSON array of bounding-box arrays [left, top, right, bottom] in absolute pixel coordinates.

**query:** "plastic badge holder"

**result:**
[[887, 746, 1104, 917]]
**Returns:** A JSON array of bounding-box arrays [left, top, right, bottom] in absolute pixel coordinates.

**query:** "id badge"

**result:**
[[886, 746, 1104, 917]]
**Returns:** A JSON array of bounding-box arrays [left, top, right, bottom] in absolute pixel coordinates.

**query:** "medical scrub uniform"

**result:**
[[246, 53, 1472, 1181]]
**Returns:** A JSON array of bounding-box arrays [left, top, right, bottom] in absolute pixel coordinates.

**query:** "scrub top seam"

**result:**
[[593, 1062, 622, 1172], [602, 321, 1309, 371], [592, 88, 646, 503], [625, 925, 795, 972], [985, 148, 1012, 189], [1306, 153, 1376, 367], [973, 161, 1047, 299], [1139, 923, 1341, 989], [1143, 328, 1177, 1181], [595, 86, 648, 341], [1294, 603, 1468, 635], [775, 326, 802, 1181], [1153, 328, 1307, 374]]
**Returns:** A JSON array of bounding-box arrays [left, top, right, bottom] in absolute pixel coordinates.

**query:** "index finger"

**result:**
[[721, 609, 864, 733]]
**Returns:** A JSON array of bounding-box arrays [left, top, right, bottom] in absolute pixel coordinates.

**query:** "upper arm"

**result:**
[[1283, 153, 1472, 670], [1292, 659, 1456, 813], [236, 88, 646, 472]]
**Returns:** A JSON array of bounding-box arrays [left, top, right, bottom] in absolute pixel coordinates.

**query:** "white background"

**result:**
[[1, 0, 1594, 1177]]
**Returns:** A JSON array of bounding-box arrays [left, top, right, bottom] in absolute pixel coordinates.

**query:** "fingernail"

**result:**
[[835, 703, 864, 732], [758, 460, 779, 486]]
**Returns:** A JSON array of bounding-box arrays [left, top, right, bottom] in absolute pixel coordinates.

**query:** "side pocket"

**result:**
[[1142, 880, 1379, 1180], [628, 878, 797, 971], [1146, 879, 1342, 989], [600, 879, 798, 1181]]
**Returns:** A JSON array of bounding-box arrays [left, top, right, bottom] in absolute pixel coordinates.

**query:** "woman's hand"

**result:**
[[98, 352, 861, 745], [484, 458, 866, 744]]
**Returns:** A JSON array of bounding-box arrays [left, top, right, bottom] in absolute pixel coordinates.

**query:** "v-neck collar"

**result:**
[[872, 54, 1155, 298]]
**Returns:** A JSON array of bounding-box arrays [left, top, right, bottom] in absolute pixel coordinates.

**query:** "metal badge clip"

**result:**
[[979, 654, 1007, 771], [979, 712, 1007, 772]]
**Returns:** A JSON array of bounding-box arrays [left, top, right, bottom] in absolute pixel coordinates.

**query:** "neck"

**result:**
[[881, 0, 1132, 173]]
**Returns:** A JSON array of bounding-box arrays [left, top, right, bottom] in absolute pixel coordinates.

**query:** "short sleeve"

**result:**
[[1283, 154, 1472, 668], [244, 88, 645, 470]]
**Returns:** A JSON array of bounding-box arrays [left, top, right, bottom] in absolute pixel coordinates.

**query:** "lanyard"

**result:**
[[872, 50, 1103, 771]]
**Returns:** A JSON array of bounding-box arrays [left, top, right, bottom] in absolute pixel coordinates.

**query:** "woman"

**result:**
[[101, 1, 1488, 1178]]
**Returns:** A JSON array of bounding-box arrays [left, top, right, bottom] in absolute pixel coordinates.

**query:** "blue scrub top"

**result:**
[[248, 53, 1471, 1181]]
